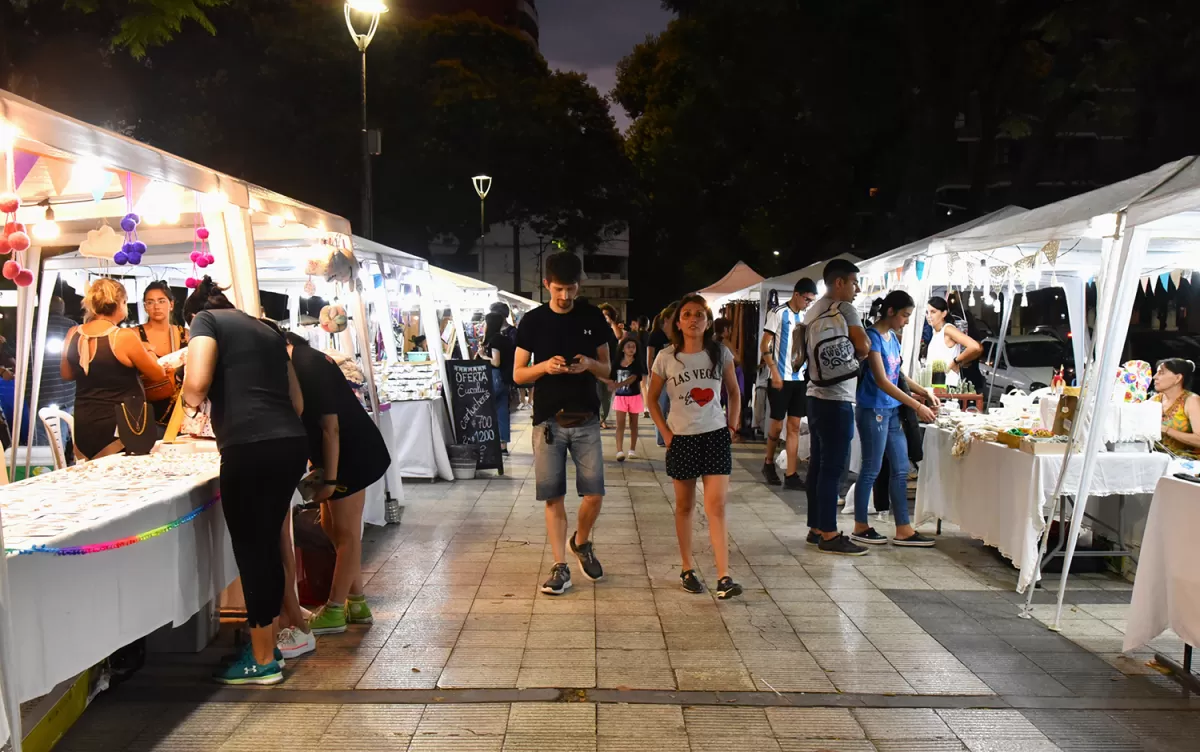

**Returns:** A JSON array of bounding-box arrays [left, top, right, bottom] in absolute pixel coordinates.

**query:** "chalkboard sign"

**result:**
[[446, 359, 504, 474]]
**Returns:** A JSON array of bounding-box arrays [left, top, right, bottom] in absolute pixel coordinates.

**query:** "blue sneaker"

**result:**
[[213, 645, 283, 685]]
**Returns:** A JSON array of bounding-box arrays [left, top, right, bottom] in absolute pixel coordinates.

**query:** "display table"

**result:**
[[934, 389, 985, 413], [1124, 476, 1200, 654], [916, 428, 1169, 591], [0, 453, 235, 728], [378, 399, 454, 481]]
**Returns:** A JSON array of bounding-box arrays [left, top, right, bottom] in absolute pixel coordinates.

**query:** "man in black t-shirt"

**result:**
[[514, 252, 611, 595]]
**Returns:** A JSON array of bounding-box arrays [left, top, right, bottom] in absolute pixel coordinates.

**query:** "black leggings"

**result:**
[[220, 437, 308, 628]]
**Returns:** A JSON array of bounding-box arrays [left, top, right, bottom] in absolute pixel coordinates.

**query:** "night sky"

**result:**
[[538, 0, 673, 130]]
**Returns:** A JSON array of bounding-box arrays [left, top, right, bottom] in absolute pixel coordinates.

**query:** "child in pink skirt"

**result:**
[[613, 338, 645, 461]]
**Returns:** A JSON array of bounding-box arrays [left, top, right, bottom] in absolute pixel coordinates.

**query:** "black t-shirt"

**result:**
[[646, 329, 670, 368], [485, 331, 516, 385], [188, 310, 305, 451], [614, 356, 646, 397], [290, 343, 389, 477], [516, 302, 610, 425]]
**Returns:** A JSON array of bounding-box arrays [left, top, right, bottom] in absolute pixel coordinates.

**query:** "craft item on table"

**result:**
[[1051, 365, 1066, 395], [1052, 386, 1081, 435], [374, 360, 443, 402], [320, 304, 348, 333], [931, 360, 948, 387], [1115, 360, 1152, 402]]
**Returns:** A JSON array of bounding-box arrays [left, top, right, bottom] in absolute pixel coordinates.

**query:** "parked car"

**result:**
[[979, 334, 1076, 402]]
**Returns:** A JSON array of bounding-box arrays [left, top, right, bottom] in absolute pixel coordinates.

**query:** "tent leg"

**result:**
[[1152, 645, 1200, 693]]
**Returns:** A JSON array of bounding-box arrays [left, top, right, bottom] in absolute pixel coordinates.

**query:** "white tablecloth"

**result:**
[[916, 428, 1169, 592], [1124, 476, 1200, 652], [0, 455, 236, 740], [378, 399, 453, 481]]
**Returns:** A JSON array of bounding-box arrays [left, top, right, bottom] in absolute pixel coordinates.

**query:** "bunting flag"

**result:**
[[915, 260, 926, 281], [1041, 240, 1060, 265], [1159, 272, 1171, 292], [44, 157, 72, 196], [1170, 270, 1183, 289], [124, 172, 151, 207], [1141, 277, 1151, 293], [12, 150, 38, 189]]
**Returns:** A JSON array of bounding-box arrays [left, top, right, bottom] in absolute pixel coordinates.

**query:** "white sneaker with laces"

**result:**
[[616, 451, 626, 462], [628, 449, 639, 459], [277, 626, 317, 659]]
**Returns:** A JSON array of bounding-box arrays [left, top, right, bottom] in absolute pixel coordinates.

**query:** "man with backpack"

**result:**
[[805, 258, 871, 555]]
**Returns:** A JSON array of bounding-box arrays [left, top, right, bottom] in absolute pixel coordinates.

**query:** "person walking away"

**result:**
[[280, 330, 390, 647], [514, 252, 611, 595], [182, 277, 308, 684], [138, 281, 188, 424], [853, 291, 938, 547], [598, 304, 623, 429], [805, 259, 871, 556], [612, 338, 645, 461], [1151, 358, 1200, 458], [481, 312, 515, 454], [646, 303, 679, 445], [647, 294, 743, 598], [760, 279, 818, 487], [62, 279, 171, 460], [925, 296, 982, 388], [713, 317, 744, 412]]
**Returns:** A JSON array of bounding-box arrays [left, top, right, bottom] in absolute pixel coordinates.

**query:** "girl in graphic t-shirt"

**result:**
[[648, 294, 743, 599], [854, 290, 939, 549], [612, 338, 645, 461]]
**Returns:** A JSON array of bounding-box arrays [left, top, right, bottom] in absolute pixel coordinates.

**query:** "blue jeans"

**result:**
[[806, 398, 855, 533], [855, 406, 910, 526], [531, 418, 605, 501], [655, 389, 671, 447], [490, 369, 511, 444]]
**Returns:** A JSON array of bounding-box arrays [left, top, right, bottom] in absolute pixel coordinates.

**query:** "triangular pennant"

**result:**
[[90, 170, 113, 202], [127, 172, 152, 208], [1170, 270, 1183, 289], [1141, 277, 1150, 293], [1041, 240, 1060, 265], [13, 150, 38, 190], [43, 157, 72, 196], [1159, 272, 1171, 292]]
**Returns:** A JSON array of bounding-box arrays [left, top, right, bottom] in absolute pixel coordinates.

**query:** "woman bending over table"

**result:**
[[1152, 358, 1200, 460], [925, 296, 982, 388]]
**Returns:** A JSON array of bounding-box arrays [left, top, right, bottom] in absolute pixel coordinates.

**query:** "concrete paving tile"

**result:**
[[975, 671, 1072, 696], [901, 671, 995, 695], [852, 709, 956, 740], [233, 704, 338, 739], [786, 615, 860, 633], [470, 598, 536, 615], [125, 733, 232, 751], [668, 649, 746, 670], [688, 737, 781, 752], [597, 704, 686, 735], [507, 702, 596, 733], [828, 670, 916, 694], [530, 613, 596, 631], [323, 704, 423, 738], [728, 629, 805, 650], [952, 651, 1045, 674], [502, 734, 598, 751], [777, 742, 878, 752], [871, 741, 967, 752], [408, 738, 505, 752], [596, 649, 676, 689], [597, 736, 691, 752], [765, 707, 865, 738], [958, 739, 1062, 752], [416, 704, 509, 737], [865, 633, 944, 652], [596, 631, 666, 650], [683, 707, 773, 736], [665, 630, 735, 650], [675, 667, 756, 690]]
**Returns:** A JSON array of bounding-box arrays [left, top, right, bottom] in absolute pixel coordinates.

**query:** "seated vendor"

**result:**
[[1152, 358, 1200, 460]]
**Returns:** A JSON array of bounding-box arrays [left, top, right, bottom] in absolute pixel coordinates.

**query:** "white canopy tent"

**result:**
[[698, 261, 765, 305], [428, 266, 499, 365]]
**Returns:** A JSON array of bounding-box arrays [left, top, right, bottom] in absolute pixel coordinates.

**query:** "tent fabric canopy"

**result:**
[[698, 261, 765, 300]]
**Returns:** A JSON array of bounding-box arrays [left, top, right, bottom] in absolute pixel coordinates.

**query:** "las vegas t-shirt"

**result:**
[[652, 344, 734, 436]]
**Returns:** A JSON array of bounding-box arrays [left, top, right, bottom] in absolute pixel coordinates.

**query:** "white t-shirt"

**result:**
[[652, 344, 734, 435], [804, 296, 864, 403], [763, 303, 807, 381]]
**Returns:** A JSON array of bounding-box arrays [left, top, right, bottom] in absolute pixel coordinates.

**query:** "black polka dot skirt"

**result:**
[[666, 427, 733, 481]]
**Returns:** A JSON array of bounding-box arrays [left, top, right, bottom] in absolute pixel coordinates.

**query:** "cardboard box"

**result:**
[[995, 432, 1023, 449], [1021, 437, 1070, 455]]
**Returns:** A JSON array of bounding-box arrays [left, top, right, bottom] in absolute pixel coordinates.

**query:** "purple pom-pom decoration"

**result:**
[[132, 240, 147, 255], [127, 251, 143, 265], [114, 250, 129, 265], [120, 213, 139, 232], [121, 241, 135, 255]]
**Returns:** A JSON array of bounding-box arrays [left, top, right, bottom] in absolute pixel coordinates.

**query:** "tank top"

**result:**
[[67, 326, 143, 406], [927, 324, 963, 387], [1153, 391, 1199, 459]]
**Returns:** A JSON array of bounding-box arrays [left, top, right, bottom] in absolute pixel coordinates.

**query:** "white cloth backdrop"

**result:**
[[379, 400, 454, 481], [915, 429, 1168, 591], [1124, 476, 1200, 652]]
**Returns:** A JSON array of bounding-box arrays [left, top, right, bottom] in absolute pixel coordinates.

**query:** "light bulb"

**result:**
[[269, 215, 286, 228], [33, 207, 59, 241], [0, 121, 17, 150], [72, 159, 108, 191], [993, 299, 1001, 313], [968, 290, 977, 307], [1022, 292, 1029, 307]]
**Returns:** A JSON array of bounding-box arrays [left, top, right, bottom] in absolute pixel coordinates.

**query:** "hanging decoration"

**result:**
[[0, 144, 35, 286], [5, 496, 219, 556], [186, 198, 215, 288], [114, 174, 147, 265]]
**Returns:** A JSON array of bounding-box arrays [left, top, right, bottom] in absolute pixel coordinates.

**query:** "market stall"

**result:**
[[429, 265, 499, 363], [497, 289, 539, 321]]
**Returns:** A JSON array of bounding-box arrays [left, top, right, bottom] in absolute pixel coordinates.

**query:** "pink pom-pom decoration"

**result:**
[[190, 250, 202, 263], [185, 277, 199, 289], [0, 194, 19, 214], [0, 236, 9, 256], [3, 222, 20, 235], [196, 257, 210, 269], [113, 250, 129, 265], [196, 227, 210, 241], [15, 269, 33, 287], [203, 253, 215, 265], [7, 231, 29, 252], [3, 261, 19, 280]]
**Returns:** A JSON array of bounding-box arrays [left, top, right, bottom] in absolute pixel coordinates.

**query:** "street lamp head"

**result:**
[[473, 175, 493, 200], [346, 0, 388, 14], [344, 0, 387, 51]]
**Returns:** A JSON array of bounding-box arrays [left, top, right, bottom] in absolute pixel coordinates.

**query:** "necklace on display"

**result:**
[[122, 402, 149, 436]]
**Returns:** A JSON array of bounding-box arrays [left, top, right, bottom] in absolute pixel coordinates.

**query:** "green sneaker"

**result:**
[[308, 604, 347, 635], [346, 596, 374, 626], [213, 645, 283, 686]]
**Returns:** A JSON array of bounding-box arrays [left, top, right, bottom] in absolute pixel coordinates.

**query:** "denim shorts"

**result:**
[[532, 417, 606, 501]]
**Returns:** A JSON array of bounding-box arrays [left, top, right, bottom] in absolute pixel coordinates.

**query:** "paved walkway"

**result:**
[[58, 416, 1200, 751]]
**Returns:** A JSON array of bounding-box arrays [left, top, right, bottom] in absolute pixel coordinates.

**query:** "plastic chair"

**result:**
[[38, 407, 74, 471]]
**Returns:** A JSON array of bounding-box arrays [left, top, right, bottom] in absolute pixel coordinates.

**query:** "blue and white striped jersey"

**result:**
[[764, 303, 807, 381]]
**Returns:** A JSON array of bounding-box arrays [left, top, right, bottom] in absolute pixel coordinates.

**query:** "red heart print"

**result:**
[[690, 388, 715, 407]]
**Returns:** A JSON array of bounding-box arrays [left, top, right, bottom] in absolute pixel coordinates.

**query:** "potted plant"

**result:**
[[931, 359, 948, 388]]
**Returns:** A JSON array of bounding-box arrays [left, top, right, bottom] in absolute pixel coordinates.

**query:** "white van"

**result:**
[[979, 334, 1075, 401]]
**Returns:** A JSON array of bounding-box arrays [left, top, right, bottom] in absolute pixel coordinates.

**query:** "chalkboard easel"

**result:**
[[446, 359, 504, 474]]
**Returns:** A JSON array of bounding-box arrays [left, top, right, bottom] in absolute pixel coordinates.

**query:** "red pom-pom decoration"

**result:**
[[185, 277, 199, 289], [0, 236, 9, 256], [15, 269, 33, 287], [196, 227, 210, 241], [3, 261, 19, 280], [7, 231, 30, 252], [0, 194, 19, 214]]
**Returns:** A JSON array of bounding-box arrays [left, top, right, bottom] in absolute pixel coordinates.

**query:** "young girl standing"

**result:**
[[855, 290, 938, 547], [613, 338, 645, 461], [648, 294, 743, 598]]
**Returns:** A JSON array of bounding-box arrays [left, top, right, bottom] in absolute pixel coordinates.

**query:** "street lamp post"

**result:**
[[472, 175, 492, 281], [344, 0, 388, 240]]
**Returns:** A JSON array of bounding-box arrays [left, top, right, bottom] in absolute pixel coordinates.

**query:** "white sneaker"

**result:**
[[277, 626, 316, 659], [616, 451, 626, 462], [628, 449, 639, 460]]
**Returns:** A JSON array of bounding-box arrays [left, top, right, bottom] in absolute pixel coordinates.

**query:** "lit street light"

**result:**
[[344, 0, 388, 239], [473, 175, 493, 280]]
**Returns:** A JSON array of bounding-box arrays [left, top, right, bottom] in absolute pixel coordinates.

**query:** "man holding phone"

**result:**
[[514, 252, 612, 595]]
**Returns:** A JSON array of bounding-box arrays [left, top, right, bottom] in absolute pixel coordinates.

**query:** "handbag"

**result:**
[[113, 396, 157, 455], [555, 410, 592, 428], [138, 325, 185, 402]]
